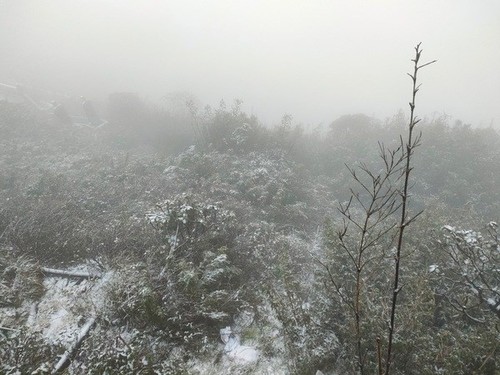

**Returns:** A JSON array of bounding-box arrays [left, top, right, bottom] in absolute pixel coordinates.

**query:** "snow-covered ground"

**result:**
[[0, 264, 302, 374]]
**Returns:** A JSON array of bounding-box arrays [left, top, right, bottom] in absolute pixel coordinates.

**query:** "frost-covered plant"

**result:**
[[189, 98, 265, 152], [0, 250, 44, 307], [258, 233, 339, 374], [106, 196, 252, 349], [436, 222, 499, 321], [171, 148, 332, 232], [0, 329, 59, 375], [72, 327, 191, 374]]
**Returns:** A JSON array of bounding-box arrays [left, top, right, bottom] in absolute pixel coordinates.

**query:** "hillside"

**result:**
[[1, 99, 499, 374]]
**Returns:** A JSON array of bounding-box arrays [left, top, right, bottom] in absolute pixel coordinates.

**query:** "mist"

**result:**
[[1, 0, 499, 126], [3, 2, 500, 373]]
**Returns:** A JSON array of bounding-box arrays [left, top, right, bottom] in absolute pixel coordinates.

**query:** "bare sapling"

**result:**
[[383, 43, 436, 375], [323, 43, 435, 375]]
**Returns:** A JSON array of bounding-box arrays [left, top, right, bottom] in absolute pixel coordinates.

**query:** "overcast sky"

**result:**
[[1, 0, 499, 127]]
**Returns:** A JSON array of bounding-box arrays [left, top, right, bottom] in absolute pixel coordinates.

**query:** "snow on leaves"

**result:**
[[439, 224, 500, 320]]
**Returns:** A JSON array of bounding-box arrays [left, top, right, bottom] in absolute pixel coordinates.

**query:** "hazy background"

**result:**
[[1, 0, 499, 127]]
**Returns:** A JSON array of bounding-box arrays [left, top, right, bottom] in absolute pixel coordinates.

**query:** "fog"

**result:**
[[1, 0, 499, 127]]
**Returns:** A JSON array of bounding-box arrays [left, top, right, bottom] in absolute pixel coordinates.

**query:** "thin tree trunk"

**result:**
[[384, 43, 436, 375]]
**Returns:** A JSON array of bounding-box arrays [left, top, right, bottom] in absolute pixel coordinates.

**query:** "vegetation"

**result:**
[[0, 46, 499, 374]]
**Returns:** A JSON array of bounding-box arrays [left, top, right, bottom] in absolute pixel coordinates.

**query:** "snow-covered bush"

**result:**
[[262, 234, 339, 374], [436, 223, 499, 321], [0, 329, 59, 374], [72, 327, 191, 375], [192, 99, 266, 153], [105, 196, 253, 350]]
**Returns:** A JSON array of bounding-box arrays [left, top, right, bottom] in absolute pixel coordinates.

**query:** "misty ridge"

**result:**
[[1, 1, 500, 373], [2, 77, 498, 219]]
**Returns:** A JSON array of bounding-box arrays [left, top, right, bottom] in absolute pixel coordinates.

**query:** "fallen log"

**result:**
[[52, 317, 96, 374], [41, 267, 101, 279]]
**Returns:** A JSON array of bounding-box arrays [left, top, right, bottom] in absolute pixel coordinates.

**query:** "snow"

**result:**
[[22, 266, 112, 346], [44, 308, 71, 344], [463, 231, 481, 244], [487, 297, 500, 310], [226, 344, 259, 363], [429, 264, 439, 273], [219, 326, 259, 363]]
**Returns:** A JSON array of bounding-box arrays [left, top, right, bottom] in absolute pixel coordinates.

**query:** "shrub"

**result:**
[[0, 329, 59, 374], [0, 249, 44, 307], [105, 196, 253, 350]]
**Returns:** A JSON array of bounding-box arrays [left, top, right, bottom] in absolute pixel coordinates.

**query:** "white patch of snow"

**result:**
[[429, 264, 439, 273], [23, 267, 113, 347], [227, 344, 259, 363], [487, 297, 498, 307], [44, 308, 71, 343], [220, 326, 259, 363]]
